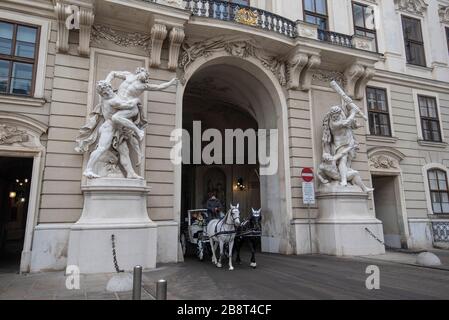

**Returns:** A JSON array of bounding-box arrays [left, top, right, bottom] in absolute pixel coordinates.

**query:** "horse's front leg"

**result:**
[[250, 239, 257, 269], [216, 240, 224, 268], [210, 238, 217, 265], [228, 238, 235, 271], [235, 237, 241, 265]]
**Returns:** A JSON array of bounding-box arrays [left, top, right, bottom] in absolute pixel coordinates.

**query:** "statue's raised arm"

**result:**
[[143, 78, 178, 91], [105, 70, 132, 83]]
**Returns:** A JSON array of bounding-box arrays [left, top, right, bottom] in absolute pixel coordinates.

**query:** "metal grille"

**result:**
[[432, 221, 449, 242]]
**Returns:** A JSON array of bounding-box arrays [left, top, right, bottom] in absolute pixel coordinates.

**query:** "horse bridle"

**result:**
[[213, 208, 240, 237], [224, 208, 240, 226]]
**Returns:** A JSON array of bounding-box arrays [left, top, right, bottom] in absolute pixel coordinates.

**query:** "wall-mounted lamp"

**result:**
[[236, 177, 245, 191]]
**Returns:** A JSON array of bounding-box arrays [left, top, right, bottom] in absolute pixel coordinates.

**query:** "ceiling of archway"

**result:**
[[183, 63, 275, 130]]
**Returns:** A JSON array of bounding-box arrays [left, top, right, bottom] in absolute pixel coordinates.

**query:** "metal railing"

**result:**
[[318, 29, 354, 48], [432, 221, 449, 242], [184, 0, 296, 38], [142, 0, 363, 50]]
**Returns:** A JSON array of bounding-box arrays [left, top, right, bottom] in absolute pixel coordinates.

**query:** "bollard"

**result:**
[[132, 265, 142, 300], [156, 279, 167, 300]]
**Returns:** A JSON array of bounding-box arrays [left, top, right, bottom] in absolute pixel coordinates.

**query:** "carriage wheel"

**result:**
[[180, 233, 187, 256], [196, 239, 204, 261]]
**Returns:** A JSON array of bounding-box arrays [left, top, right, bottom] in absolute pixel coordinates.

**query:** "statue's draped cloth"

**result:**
[[75, 101, 147, 153]]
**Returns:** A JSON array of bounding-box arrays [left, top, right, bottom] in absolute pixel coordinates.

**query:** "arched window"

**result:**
[[428, 169, 449, 214]]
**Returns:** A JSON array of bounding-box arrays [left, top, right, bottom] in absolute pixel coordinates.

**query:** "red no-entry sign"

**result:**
[[301, 167, 314, 182]]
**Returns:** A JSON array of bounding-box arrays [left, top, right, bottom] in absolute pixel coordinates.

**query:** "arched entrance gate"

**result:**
[[174, 51, 295, 256]]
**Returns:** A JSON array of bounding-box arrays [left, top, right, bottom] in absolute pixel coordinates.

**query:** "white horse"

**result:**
[[207, 203, 241, 270]]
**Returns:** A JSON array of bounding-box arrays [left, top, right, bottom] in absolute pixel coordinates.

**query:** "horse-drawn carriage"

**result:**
[[180, 209, 210, 261], [180, 205, 262, 270]]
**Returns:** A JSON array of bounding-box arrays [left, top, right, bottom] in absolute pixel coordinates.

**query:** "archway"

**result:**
[[175, 55, 294, 256]]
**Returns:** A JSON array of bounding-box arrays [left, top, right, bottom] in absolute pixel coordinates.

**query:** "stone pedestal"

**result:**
[[316, 184, 385, 256], [67, 178, 157, 274]]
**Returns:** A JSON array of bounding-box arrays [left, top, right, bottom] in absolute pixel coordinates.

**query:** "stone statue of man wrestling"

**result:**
[[75, 67, 178, 179]]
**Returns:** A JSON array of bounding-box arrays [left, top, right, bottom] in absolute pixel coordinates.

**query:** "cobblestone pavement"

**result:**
[[0, 250, 448, 300]]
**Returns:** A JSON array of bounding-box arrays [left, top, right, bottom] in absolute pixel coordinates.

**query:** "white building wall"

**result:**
[[1, 0, 449, 271]]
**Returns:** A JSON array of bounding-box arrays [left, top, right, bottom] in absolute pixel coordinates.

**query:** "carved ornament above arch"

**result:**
[[368, 146, 406, 173], [0, 112, 48, 150]]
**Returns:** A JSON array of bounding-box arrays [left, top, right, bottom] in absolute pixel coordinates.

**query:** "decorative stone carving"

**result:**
[[285, 47, 321, 90], [179, 35, 287, 86], [286, 52, 308, 90], [368, 146, 405, 173], [157, 0, 184, 8], [394, 0, 428, 16], [168, 27, 185, 70], [91, 25, 152, 53], [312, 70, 347, 87], [234, 8, 258, 26], [344, 63, 375, 100], [150, 24, 168, 68], [75, 68, 178, 179], [439, 6, 449, 23], [296, 20, 319, 40], [370, 155, 399, 170], [78, 7, 94, 56], [0, 125, 29, 145], [352, 35, 376, 52], [317, 82, 373, 193], [53, 1, 70, 53]]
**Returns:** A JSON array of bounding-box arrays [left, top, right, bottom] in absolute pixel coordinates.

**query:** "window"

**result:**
[[418, 95, 441, 142], [446, 27, 449, 56], [366, 87, 391, 136], [352, 2, 377, 50], [0, 20, 39, 96], [303, 0, 328, 30], [401, 16, 426, 66], [428, 169, 449, 214]]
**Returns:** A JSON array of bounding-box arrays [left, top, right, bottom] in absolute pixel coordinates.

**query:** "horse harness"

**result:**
[[210, 209, 240, 238]]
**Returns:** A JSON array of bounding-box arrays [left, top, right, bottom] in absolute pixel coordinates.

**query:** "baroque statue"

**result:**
[[317, 81, 374, 193], [75, 67, 178, 179]]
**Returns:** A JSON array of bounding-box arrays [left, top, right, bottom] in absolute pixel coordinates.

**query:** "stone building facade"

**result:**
[[0, 0, 448, 273]]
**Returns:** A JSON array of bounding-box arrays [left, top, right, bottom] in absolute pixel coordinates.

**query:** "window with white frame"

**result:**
[[401, 15, 426, 67], [352, 2, 377, 50], [418, 95, 442, 142], [0, 19, 40, 96], [428, 168, 449, 214], [303, 0, 328, 30], [366, 86, 391, 137]]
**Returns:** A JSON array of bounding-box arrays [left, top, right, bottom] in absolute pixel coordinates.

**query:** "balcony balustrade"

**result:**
[[142, 0, 378, 52]]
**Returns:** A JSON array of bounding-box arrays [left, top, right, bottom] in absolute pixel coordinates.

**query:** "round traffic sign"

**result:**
[[301, 167, 314, 182]]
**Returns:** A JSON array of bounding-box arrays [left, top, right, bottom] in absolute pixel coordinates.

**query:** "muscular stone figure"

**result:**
[[81, 80, 141, 179], [319, 92, 373, 193], [75, 67, 178, 179]]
